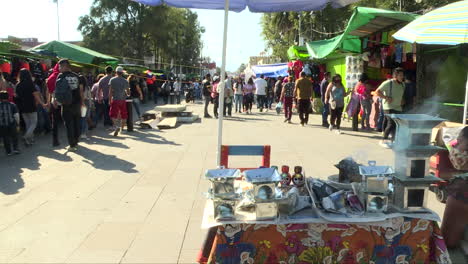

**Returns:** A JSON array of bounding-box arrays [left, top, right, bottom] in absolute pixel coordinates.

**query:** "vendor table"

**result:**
[[205, 218, 450, 264]]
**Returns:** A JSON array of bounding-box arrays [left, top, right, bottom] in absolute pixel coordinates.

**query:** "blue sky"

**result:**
[[2, 0, 265, 71]]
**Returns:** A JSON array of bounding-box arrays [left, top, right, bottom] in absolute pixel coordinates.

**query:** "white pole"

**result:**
[[216, 0, 229, 167], [56, 0, 60, 40], [463, 73, 468, 125]]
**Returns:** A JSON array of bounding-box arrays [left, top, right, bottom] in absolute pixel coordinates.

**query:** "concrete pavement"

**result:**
[[0, 102, 446, 263]]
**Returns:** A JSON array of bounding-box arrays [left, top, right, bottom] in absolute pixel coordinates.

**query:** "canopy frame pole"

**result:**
[[217, 0, 229, 167], [463, 73, 468, 125]]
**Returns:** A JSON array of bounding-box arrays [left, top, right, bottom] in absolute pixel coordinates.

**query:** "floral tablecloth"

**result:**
[[207, 217, 450, 264]]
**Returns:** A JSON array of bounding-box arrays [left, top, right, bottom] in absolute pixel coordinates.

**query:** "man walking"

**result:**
[[109, 66, 130, 137], [320, 72, 331, 127], [294, 72, 313, 126], [98, 66, 114, 127], [202, 74, 212, 118], [376, 67, 405, 148], [0, 91, 20, 155], [254, 74, 267, 112], [173, 78, 182, 104], [56, 59, 82, 151]]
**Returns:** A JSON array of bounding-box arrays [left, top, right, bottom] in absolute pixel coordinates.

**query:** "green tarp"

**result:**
[[287, 45, 310, 61], [305, 7, 418, 59], [29, 40, 118, 65]]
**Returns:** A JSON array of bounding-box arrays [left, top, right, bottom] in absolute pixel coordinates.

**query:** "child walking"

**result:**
[[0, 91, 20, 156]]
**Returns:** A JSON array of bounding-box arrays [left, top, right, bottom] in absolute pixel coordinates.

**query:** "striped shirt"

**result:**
[[0, 102, 18, 127]]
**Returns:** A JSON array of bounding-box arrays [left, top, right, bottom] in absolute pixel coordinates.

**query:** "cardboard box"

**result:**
[[431, 121, 467, 149]]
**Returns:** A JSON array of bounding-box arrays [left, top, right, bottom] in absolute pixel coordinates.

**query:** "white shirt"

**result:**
[[174, 81, 182, 92], [254, 78, 267, 95]]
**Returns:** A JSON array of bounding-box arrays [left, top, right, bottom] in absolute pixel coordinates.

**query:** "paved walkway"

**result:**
[[0, 102, 446, 263]]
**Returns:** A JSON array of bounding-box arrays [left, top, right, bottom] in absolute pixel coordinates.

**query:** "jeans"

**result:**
[[132, 98, 142, 118], [330, 107, 344, 129], [204, 95, 211, 116], [284, 97, 293, 121], [322, 101, 330, 125], [51, 105, 61, 144], [175, 92, 181, 104], [80, 105, 90, 136], [298, 99, 311, 125], [103, 99, 112, 126], [62, 104, 81, 147], [92, 100, 104, 127], [0, 124, 19, 153], [267, 96, 273, 109], [223, 98, 232, 116], [244, 93, 254, 112], [22, 112, 37, 141], [36, 105, 51, 133], [361, 99, 372, 128], [377, 98, 384, 132], [383, 109, 401, 140], [257, 95, 266, 110], [235, 94, 243, 112]]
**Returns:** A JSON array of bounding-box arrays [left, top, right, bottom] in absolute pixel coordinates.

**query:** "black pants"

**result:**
[[383, 110, 401, 140], [103, 99, 112, 126], [204, 95, 211, 116], [298, 99, 311, 124], [330, 107, 344, 129], [213, 96, 219, 117], [51, 105, 61, 144], [62, 104, 81, 147], [352, 101, 361, 131], [0, 125, 18, 154]]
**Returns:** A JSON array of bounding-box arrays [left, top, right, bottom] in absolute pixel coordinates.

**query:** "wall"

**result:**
[[325, 57, 346, 81]]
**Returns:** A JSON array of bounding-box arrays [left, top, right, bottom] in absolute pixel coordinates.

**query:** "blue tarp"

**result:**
[[251, 63, 288, 78], [132, 0, 359, 12]]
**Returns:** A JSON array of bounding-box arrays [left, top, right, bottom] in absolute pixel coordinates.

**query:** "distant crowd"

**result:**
[[0, 62, 417, 156]]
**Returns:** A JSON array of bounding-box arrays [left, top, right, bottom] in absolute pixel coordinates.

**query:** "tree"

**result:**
[[261, 0, 459, 60], [237, 63, 247, 73], [78, 0, 204, 72]]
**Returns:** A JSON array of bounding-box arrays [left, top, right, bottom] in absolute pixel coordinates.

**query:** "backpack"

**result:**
[[55, 74, 73, 105]]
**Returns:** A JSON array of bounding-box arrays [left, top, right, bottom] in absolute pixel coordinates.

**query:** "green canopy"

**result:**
[[287, 45, 311, 61], [29, 40, 119, 65], [0, 41, 21, 52], [306, 7, 418, 59]]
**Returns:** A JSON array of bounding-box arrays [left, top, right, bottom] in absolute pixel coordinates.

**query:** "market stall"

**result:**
[[200, 114, 451, 263]]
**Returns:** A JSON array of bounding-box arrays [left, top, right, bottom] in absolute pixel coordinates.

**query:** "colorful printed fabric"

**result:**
[[207, 218, 450, 264]]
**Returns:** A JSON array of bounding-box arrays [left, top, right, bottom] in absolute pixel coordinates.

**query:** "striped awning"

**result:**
[[393, 0, 468, 45]]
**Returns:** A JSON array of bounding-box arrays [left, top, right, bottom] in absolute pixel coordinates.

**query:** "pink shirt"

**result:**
[[91, 83, 103, 101], [244, 84, 255, 94]]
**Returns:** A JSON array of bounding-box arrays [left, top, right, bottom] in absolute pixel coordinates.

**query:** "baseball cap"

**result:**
[[116, 66, 124, 73]]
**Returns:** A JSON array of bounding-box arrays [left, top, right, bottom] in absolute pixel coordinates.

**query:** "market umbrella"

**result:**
[[132, 0, 360, 165], [393, 0, 468, 124]]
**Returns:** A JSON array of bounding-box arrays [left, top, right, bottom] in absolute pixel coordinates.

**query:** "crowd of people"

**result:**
[[198, 66, 416, 147], [0, 61, 419, 156]]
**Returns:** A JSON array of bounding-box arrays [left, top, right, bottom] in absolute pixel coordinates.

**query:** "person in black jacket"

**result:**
[[56, 59, 82, 151], [15, 68, 45, 146]]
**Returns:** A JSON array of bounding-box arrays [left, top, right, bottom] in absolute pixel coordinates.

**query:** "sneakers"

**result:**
[[80, 135, 88, 140], [13, 150, 20, 155], [335, 129, 342, 135], [67, 146, 78, 152], [379, 140, 392, 149], [204, 114, 212, 118], [113, 127, 121, 137], [284, 119, 288, 123], [329, 124, 333, 131]]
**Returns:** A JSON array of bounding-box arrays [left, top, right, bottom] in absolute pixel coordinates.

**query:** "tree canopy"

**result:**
[[78, 0, 204, 72], [261, 0, 459, 61]]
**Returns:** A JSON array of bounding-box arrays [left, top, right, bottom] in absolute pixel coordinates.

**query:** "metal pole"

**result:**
[[56, 0, 60, 40], [463, 73, 468, 125], [217, 0, 229, 167]]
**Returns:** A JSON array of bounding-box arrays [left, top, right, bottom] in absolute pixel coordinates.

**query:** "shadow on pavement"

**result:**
[[0, 148, 73, 195], [125, 130, 181, 146], [71, 145, 138, 173]]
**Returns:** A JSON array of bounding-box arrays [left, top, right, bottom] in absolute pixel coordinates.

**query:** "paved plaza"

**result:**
[[0, 103, 446, 263]]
